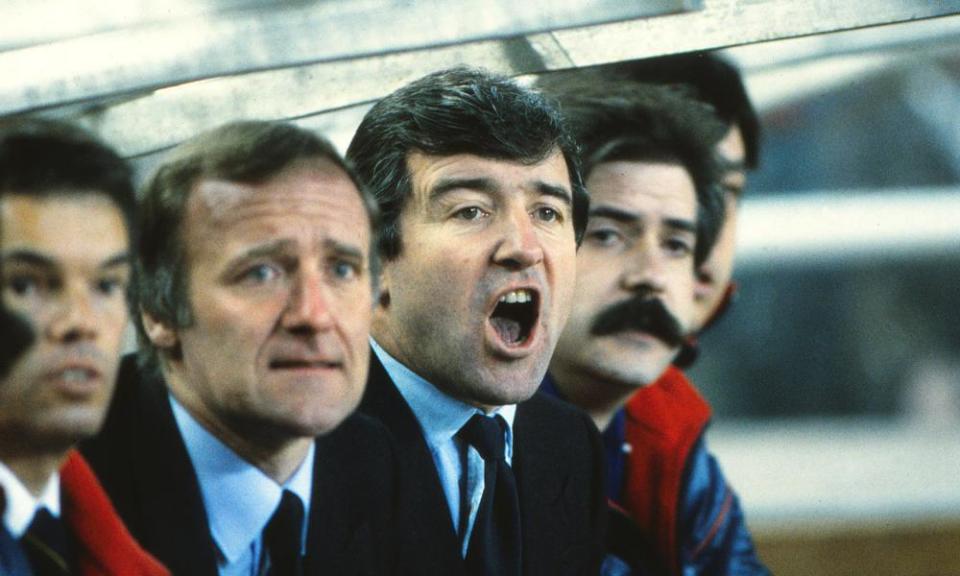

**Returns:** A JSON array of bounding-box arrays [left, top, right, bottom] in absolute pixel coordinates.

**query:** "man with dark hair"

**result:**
[[81, 120, 398, 576], [542, 51, 761, 332], [347, 67, 605, 575], [0, 118, 169, 575], [539, 63, 769, 575]]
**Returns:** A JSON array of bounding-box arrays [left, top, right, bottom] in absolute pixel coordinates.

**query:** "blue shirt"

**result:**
[[370, 339, 516, 556], [170, 395, 314, 576]]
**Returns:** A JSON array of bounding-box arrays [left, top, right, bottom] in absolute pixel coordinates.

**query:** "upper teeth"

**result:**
[[499, 289, 532, 304]]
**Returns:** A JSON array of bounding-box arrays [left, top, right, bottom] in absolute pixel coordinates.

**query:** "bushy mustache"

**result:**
[[590, 295, 685, 347]]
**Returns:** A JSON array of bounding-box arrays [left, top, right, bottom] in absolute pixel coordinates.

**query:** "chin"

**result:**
[[294, 401, 360, 437], [476, 374, 542, 407]]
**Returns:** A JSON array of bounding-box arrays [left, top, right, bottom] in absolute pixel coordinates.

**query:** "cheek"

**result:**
[[100, 305, 129, 349], [668, 270, 697, 326], [339, 293, 373, 342], [574, 255, 619, 299]]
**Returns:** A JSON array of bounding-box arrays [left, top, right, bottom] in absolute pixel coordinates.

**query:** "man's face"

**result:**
[[0, 194, 130, 453], [150, 159, 373, 442], [551, 160, 697, 389], [374, 150, 577, 409], [692, 124, 746, 331]]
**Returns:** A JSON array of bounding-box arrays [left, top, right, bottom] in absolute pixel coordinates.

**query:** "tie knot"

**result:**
[[266, 490, 304, 543], [23, 507, 72, 575], [26, 508, 64, 548], [459, 413, 507, 461]]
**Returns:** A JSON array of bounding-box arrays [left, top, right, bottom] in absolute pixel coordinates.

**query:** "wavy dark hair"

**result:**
[[538, 77, 726, 266], [346, 66, 589, 261]]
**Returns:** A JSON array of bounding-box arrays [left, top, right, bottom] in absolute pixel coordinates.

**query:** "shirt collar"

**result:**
[[170, 395, 314, 563], [370, 338, 516, 458], [0, 460, 60, 537]]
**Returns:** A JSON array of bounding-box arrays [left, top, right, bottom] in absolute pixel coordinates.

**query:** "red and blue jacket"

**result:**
[[542, 367, 768, 575]]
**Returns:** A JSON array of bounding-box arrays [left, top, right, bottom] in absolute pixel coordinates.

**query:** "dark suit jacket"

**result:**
[[359, 353, 606, 576], [0, 524, 32, 576], [80, 355, 399, 576]]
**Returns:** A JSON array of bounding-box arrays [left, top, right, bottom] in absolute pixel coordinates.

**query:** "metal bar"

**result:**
[[79, 39, 537, 158], [0, 0, 690, 115], [548, 0, 960, 68]]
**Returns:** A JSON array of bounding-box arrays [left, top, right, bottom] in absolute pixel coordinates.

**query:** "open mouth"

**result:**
[[489, 288, 539, 347], [49, 363, 103, 397]]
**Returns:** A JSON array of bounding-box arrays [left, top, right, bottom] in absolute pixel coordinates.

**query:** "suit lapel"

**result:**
[[360, 354, 463, 573], [130, 370, 220, 576], [304, 424, 376, 576]]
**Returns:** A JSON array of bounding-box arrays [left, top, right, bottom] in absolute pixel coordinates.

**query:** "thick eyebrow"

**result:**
[[589, 206, 696, 234], [325, 238, 364, 263], [429, 177, 573, 207], [224, 239, 298, 271], [664, 218, 697, 234], [428, 177, 497, 202], [1, 249, 129, 270], [1, 249, 58, 269], [536, 182, 573, 207], [589, 205, 639, 223], [102, 253, 131, 269]]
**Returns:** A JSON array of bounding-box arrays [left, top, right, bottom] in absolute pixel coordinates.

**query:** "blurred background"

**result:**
[[690, 20, 960, 574], [2, 1, 959, 573]]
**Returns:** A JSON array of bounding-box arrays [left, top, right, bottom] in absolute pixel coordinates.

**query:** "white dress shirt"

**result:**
[[170, 395, 314, 576], [370, 338, 516, 556]]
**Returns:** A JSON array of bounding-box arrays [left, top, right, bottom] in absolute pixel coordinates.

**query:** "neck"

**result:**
[[549, 366, 637, 431], [0, 451, 64, 498], [166, 374, 312, 485]]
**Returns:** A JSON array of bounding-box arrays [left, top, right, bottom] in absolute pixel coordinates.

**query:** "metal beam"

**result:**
[[547, 0, 960, 68], [80, 38, 543, 158], [0, 0, 692, 115]]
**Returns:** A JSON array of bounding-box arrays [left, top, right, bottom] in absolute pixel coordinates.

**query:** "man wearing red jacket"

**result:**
[[539, 62, 769, 575], [0, 119, 168, 576]]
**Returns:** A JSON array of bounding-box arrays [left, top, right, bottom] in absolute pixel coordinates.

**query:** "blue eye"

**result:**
[[331, 260, 358, 280], [241, 264, 281, 284]]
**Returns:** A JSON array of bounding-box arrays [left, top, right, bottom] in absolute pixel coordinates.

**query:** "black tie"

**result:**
[[22, 508, 72, 576], [263, 490, 304, 576], [459, 413, 522, 576]]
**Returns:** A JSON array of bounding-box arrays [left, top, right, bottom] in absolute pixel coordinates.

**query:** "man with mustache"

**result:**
[[0, 119, 169, 575], [540, 54, 770, 576], [540, 80, 766, 575], [348, 67, 606, 576], [81, 121, 399, 575]]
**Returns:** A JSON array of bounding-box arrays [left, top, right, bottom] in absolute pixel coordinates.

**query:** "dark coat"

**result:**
[[81, 355, 399, 576], [359, 353, 606, 576]]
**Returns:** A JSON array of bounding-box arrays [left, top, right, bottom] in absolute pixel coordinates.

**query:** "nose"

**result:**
[[620, 241, 668, 295], [48, 282, 99, 344], [492, 206, 544, 271], [282, 272, 334, 334]]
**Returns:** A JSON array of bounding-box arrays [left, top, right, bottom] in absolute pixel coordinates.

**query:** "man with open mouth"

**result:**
[[348, 67, 606, 576], [81, 121, 400, 575], [0, 119, 169, 575], [539, 72, 769, 575]]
